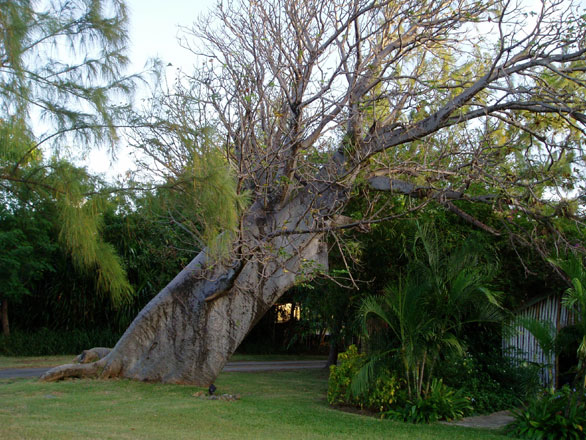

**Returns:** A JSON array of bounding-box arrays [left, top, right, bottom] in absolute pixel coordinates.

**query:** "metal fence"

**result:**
[[503, 294, 576, 387]]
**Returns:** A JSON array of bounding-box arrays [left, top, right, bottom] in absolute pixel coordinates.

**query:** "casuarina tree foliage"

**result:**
[[0, 0, 137, 334]]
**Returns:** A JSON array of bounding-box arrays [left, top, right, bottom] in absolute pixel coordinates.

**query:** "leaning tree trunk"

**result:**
[[40, 195, 330, 385]]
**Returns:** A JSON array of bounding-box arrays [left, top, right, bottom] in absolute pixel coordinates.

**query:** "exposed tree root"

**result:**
[[74, 347, 111, 364], [40, 357, 108, 382]]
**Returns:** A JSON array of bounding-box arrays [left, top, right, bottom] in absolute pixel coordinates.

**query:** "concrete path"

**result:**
[[0, 360, 327, 380], [444, 410, 515, 430], [0, 367, 52, 379]]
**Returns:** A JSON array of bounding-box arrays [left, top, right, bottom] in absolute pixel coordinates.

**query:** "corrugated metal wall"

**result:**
[[503, 294, 575, 387]]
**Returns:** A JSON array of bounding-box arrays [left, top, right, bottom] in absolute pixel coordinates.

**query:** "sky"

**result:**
[[125, 0, 214, 71], [86, 0, 215, 178]]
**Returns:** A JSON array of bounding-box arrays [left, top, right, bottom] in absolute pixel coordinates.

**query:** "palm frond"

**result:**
[[515, 316, 557, 358], [358, 294, 395, 333], [350, 352, 390, 398]]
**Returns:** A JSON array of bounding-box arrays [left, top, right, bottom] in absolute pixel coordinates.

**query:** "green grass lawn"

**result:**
[[0, 368, 509, 440]]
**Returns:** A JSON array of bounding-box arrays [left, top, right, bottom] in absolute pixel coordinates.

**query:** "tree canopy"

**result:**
[[143, 0, 586, 265]]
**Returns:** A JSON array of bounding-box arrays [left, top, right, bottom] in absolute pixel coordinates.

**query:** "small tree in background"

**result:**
[[0, 205, 55, 335]]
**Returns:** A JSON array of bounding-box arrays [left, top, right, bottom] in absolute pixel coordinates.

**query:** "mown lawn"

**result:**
[[0, 368, 509, 440]]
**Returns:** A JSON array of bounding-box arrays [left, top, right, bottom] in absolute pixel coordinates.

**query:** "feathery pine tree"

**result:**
[[0, 0, 135, 333]]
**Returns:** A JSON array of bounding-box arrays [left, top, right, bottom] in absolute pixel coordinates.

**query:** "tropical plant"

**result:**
[[384, 379, 473, 423], [356, 222, 503, 400], [507, 386, 586, 440]]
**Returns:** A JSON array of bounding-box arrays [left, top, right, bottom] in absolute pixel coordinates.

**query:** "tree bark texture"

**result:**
[[41, 195, 331, 385]]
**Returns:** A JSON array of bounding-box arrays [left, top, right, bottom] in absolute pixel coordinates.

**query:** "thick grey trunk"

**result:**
[[41, 198, 329, 385]]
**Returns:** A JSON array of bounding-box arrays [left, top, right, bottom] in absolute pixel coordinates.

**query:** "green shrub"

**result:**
[[385, 379, 473, 423], [328, 345, 366, 406], [328, 346, 472, 421], [506, 386, 586, 440], [0, 328, 121, 356], [328, 345, 401, 412], [364, 372, 401, 412], [331, 346, 514, 421], [440, 350, 540, 414]]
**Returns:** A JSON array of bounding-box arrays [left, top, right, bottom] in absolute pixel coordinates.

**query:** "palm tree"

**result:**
[[357, 223, 502, 399], [357, 277, 433, 399]]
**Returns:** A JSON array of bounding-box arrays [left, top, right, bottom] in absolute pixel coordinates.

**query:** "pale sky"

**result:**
[[126, 0, 214, 71], [87, 0, 215, 178]]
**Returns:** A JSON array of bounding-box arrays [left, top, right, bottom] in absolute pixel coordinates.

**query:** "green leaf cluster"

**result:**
[[328, 345, 402, 413], [384, 379, 473, 424], [0, 0, 134, 151], [507, 386, 586, 440], [0, 206, 55, 303]]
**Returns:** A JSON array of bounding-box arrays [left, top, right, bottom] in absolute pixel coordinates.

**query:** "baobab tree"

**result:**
[[42, 0, 586, 385]]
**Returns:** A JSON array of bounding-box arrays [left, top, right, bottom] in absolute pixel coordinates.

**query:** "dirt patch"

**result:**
[[331, 404, 381, 418]]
